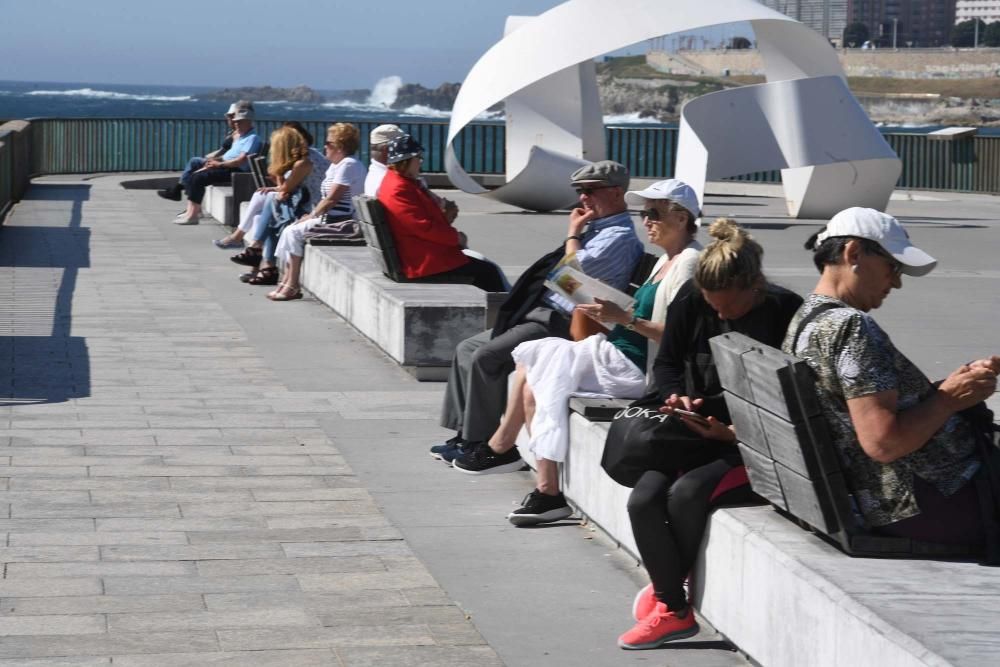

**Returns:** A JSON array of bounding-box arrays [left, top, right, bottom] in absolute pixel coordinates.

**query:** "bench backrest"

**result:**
[[353, 194, 407, 281], [709, 331, 975, 558]]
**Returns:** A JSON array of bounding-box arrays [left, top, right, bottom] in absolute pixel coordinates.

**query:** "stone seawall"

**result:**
[[649, 48, 1000, 79]]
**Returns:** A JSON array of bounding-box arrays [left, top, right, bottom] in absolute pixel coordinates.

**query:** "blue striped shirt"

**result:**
[[544, 210, 644, 314]]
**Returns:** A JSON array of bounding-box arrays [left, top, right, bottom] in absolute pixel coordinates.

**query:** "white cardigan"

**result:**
[[643, 240, 703, 371]]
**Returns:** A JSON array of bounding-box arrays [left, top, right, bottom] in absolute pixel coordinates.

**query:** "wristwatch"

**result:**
[[566, 234, 583, 242], [625, 314, 638, 331]]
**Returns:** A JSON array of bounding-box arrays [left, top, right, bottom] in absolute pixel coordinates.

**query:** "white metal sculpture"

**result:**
[[445, 0, 900, 217]]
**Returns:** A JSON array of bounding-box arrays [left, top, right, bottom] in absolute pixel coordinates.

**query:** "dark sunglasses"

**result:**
[[573, 184, 613, 196], [641, 208, 662, 222], [870, 246, 903, 277]]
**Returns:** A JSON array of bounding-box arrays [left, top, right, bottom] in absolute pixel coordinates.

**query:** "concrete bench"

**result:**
[[300, 244, 501, 380], [529, 356, 1000, 666]]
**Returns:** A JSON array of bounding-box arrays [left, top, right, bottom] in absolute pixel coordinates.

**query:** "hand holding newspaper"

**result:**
[[544, 254, 634, 331]]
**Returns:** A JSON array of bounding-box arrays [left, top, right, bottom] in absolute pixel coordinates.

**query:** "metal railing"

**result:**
[[14, 117, 1000, 196]]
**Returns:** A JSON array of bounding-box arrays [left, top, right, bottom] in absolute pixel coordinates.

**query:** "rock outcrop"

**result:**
[[200, 85, 324, 103]]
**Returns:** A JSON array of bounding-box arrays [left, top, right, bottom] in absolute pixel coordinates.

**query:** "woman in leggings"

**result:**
[[618, 219, 802, 650]]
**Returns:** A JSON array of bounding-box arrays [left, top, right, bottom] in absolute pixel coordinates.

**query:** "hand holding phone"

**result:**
[[671, 408, 710, 427]]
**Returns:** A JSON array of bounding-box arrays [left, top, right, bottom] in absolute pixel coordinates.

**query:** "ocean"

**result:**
[[0, 76, 665, 126]]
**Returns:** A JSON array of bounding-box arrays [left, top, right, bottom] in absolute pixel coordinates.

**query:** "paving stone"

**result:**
[[179, 500, 377, 517], [297, 569, 438, 593], [186, 527, 365, 544], [102, 575, 302, 595], [0, 546, 99, 562], [107, 608, 319, 633], [9, 503, 181, 519], [0, 578, 103, 598], [6, 561, 195, 578], [0, 631, 219, 659], [196, 555, 386, 577], [96, 518, 268, 532], [0, 615, 106, 636], [0, 520, 96, 533], [10, 532, 188, 546], [110, 649, 335, 667], [203, 590, 410, 612], [280, 541, 411, 559], [101, 544, 284, 561], [0, 594, 205, 616], [88, 490, 253, 503], [0, 658, 111, 666], [167, 477, 339, 490], [8, 479, 169, 491], [216, 625, 436, 651], [249, 488, 368, 502]]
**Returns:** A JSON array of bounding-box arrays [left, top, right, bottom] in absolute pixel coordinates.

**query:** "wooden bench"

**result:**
[[709, 331, 977, 558], [352, 194, 473, 284]]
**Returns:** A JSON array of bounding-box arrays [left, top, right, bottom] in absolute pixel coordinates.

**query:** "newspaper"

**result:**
[[544, 254, 634, 331]]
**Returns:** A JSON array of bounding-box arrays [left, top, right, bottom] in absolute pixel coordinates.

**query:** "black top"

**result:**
[[652, 280, 803, 421]]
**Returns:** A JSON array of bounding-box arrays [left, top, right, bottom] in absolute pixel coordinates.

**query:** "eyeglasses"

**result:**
[[641, 208, 662, 222], [324, 141, 337, 148], [573, 184, 613, 196]]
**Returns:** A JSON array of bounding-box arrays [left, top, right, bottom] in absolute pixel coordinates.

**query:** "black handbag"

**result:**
[[600, 393, 722, 487]]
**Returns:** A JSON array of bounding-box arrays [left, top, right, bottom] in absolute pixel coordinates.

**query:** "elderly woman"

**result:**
[[377, 135, 507, 292], [618, 218, 802, 650], [784, 207, 999, 545], [214, 122, 329, 250], [265, 123, 367, 301], [449, 180, 704, 526]]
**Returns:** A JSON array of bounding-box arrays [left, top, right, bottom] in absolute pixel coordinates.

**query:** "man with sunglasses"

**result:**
[[432, 160, 645, 469]]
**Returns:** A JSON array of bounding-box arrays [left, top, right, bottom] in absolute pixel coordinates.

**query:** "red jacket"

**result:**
[[377, 169, 469, 279]]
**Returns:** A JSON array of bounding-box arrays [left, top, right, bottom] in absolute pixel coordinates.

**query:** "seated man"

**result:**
[[165, 101, 262, 225], [158, 100, 245, 201], [364, 123, 405, 196], [432, 160, 645, 466]]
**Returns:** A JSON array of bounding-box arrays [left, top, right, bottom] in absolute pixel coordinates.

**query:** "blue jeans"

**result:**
[[252, 196, 282, 263]]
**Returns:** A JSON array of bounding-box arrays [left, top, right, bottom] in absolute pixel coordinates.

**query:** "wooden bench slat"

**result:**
[[738, 443, 786, 510]]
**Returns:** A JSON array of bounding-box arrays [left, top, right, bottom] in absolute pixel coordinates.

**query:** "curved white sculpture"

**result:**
[[446, 0, 900, 217]]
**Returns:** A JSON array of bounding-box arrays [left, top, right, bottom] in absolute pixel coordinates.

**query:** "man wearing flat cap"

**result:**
[[434, 160, 645, 470], [364, 124, 406, 196]]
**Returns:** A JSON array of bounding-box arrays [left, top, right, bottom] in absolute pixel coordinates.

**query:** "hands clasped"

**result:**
[[939, 356, 999, 412]]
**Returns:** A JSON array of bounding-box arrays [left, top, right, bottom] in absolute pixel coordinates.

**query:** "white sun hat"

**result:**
[[624, 179, 701, 219], [818, 207, 937, 277]]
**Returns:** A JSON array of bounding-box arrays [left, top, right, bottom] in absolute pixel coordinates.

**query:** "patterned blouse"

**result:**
[[782, 293, 980, 527]]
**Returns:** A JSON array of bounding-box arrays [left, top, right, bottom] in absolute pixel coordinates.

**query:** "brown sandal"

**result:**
[[268, 285, 303, 301], [248, 266, 279, 285]]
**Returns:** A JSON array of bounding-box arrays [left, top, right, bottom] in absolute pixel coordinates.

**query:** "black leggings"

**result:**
[[413, 256, 507, 292], [627, 459, 755, 609]]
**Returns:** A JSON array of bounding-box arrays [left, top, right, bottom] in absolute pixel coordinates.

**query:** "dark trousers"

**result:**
[[180, 158, 235, 205], [627, 459, 754, 610], [878, 475, 985, 546], [413, 257, 507, 292], [440, 307, 570, 442]]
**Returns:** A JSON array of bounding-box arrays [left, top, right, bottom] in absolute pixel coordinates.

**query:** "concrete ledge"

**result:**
[[301, 245, 492, 373], [203, 185, 232, 224], [518, 406, 1000, 666]]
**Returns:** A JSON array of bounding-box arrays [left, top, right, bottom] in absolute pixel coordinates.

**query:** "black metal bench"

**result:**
[[709, 331, 977, 558]]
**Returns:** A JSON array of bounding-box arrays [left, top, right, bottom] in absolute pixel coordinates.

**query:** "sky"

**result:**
[[0, 0, 593, 90], [0, 0, 752, 91]]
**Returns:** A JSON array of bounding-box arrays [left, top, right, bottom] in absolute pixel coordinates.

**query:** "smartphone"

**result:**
[[672, 408, 710, 427]]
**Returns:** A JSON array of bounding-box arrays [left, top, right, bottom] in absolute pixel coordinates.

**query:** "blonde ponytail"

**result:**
[[694, 218, 764, 291]]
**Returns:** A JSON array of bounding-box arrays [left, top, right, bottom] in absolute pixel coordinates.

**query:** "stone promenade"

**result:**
[[0, 176, 752, 666]]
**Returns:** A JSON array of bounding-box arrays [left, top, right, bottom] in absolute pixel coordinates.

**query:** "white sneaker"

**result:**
[[173, 215, 199, 225]]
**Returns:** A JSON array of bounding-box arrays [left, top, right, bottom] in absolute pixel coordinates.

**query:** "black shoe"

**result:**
[[452, 442, 523, 475], [157, 184, 183, 201], [231, 247, 263, 267], [508, 490, 573, 526]]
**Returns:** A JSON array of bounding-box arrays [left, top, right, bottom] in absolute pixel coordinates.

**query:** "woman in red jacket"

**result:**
[[377, 135, 507, 291]]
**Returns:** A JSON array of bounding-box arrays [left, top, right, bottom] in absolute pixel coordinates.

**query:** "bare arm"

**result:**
[[847, 364, 997, 463], [303, 183, 348, 220], [274, 159, 312, 201]]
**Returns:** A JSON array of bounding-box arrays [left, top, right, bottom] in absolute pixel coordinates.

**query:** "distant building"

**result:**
[[759, 1, 957, 47], [955, 0, 1000, 23], [757, 1, 849, 43]]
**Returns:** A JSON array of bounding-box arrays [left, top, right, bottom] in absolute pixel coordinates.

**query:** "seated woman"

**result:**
[[784, 207, 998, 545], [376, 135, 507, 292], [214, 121, 329, 250], [228, 125, 316, 284], [449, 180, 705, 526], [266, 123, 367, 301], [618, 219, 802, 650]]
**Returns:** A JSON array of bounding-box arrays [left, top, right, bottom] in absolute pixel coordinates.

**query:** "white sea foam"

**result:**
[[367, 76, 403, 108], [602, 112, 663, 125], [26, 88, 192, 102]]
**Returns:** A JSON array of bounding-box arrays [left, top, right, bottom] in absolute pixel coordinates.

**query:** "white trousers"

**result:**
[[238, 191, 269, 241], [275, 216, 323, 266], [511, 333, 646, 463]]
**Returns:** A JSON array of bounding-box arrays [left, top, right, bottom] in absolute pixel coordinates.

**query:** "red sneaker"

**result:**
[[631, 583, 658, 621], [618, 603, 699, 650]]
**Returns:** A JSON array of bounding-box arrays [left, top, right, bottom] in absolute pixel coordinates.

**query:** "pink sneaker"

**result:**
[[618, 603, 699, 650], [631, 583, 658, 621]]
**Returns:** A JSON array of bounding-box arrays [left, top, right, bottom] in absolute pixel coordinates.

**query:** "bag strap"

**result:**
[[791, 301, 843, 349]]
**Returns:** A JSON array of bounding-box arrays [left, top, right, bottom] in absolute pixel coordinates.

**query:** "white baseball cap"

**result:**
[[370, 124, 405, 145], [817, 207, 937, 277], [625, 179, 701, 219]]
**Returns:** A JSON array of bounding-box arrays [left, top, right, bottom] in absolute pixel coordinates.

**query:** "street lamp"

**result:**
[[892, 18, 898, 49]]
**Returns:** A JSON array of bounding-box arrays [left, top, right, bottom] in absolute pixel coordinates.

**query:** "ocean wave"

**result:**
[[26, 88, 193, 102], [602, 113, 663, 125]]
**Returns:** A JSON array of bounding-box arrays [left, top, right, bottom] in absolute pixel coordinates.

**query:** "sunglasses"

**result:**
[[640, 206, 685, 222], [870, 246, 903, 277], [573, 184, 614, 196]]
